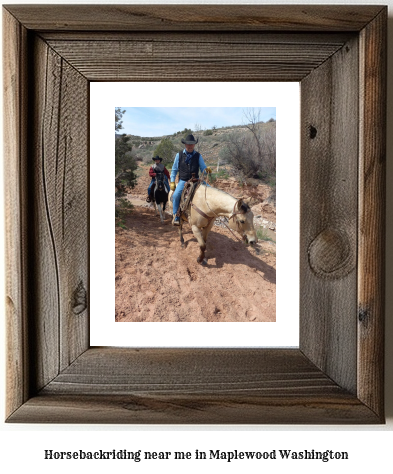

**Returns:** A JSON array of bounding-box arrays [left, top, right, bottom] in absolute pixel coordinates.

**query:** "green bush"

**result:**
[[115, 199, 134, 229], [154, 138, 176, 164], [209, 168, 229, 183], [115, 134, 136, 178], [256, 226, 275, 242], [115, 169, 137, 197]]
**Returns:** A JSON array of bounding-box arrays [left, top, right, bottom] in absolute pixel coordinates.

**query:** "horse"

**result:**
[[168, 183, 257, 264], [150, 170, 169, 223]]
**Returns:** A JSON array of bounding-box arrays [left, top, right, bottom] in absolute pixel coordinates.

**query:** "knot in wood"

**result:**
[[73, 281, 87, 315], [309, 125, 317, 139], [358, 307, 370, 325], [308, 228, 354, 279]]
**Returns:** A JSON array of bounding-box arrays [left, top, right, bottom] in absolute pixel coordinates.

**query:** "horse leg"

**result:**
[[179, 221, 185, 248], [158, 203, 164, 223], [192, 224, 207, 265], [202, 219, 215, 243]]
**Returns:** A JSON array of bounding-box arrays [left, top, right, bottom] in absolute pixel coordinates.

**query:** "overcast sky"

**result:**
[[118, 107, 276, 137]]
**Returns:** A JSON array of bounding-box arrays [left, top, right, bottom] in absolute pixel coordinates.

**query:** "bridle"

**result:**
[[184, 170, 250, 243], [202, 180, 248, 242], [155, 171, 165, 191], [228, 201, 249, 228]]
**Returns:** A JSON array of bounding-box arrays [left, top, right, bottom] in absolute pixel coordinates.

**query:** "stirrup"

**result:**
[[146, 196, 151, 203], [172, 215, 180, 226]]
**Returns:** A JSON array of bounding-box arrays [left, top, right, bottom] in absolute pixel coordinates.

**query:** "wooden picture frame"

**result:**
[[3, 5, 386, 424]]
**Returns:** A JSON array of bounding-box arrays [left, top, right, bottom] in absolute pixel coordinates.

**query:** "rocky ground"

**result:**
[[115, 164, 276, 322]]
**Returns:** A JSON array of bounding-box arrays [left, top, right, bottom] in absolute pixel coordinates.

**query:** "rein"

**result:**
[[190, 202, 215, 225]]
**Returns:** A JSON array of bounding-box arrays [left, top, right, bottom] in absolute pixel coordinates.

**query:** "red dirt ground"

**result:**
[[115, 165, 276, 322]]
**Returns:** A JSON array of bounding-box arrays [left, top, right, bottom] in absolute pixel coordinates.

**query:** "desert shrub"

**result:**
[[115, 199, 133, 228], [182, 128, 192, 136], [115, 135, 137, 180], [256, 225, 276, 243], [224, 122, 276, 181], [153, 138, 176, 164], [209, 168, 229, 183], [115, 169, 137, 197]]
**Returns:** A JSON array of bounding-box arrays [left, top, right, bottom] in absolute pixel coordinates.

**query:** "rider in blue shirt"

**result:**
[[170, 134, 211, 225]]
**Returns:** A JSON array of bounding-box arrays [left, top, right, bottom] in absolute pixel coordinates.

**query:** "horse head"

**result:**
[[155, 171, 165, 192], [229, 197, 258, 245]]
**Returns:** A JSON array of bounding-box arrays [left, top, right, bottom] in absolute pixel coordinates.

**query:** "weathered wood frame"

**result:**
[[3, 5, 386, 424]]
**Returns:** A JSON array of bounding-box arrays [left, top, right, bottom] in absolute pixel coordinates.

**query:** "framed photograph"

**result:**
[[90, 83, 300, 347], [4, 5, 386, 424]]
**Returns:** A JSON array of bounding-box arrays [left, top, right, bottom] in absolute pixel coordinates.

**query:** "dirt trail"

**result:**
[[115, 166, 276, 322]]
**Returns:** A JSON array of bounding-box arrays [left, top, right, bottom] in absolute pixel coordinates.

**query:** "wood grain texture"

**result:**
[[3, 5, 384, 31], [7, 348, 379, 424], [40, 31, 354, 44], [43, 348, 341, 395], [27, 36, 89, 391], [358, 9, 387, 417], [3, 5, 386, 424], [3, 8, 30, 418], [9, 392, 378, 425], [300, 36, 359, 394], [45, 37, 349, 82]]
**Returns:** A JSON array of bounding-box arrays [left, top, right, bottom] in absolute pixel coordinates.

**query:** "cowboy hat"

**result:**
[[181, 134, 199, 145], [152, 155, 163, 161]]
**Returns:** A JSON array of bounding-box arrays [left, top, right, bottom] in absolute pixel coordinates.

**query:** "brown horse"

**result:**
[[169, 184, 257, 264]]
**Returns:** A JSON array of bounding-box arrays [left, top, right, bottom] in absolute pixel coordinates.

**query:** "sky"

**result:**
[[118, 107, 276, 137]]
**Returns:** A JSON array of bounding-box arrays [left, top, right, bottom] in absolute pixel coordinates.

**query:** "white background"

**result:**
[[90, 82, 300, 347], [1, 0, 392, 473]]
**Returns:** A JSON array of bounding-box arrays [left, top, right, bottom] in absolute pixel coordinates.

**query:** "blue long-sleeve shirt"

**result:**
[[170, 149, 207, 182]]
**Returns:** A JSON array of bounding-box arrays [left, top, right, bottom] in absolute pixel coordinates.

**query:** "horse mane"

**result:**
[[200, 182, 249, 207], [199, 183, 251, 216], [199, 183, 236, 199]]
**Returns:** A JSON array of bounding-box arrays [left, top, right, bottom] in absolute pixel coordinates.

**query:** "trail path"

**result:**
[[115, 167, 276, 322]]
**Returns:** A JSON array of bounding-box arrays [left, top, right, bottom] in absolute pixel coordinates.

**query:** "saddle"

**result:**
[[176, 174, 201, 218]]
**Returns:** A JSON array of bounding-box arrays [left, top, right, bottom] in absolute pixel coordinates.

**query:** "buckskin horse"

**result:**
[[150, 170, 169, 223], [168, 183, 257, 264]]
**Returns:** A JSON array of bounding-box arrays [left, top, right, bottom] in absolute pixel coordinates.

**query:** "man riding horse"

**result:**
[[170, 134, 211, 225], [146, 155, 170, 202]]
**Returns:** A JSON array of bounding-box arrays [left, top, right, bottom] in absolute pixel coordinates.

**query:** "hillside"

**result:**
[[123, 120, 276, 172]]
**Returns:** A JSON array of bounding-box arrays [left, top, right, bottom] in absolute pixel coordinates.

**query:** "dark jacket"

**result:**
[[178, 150, 201, 181]]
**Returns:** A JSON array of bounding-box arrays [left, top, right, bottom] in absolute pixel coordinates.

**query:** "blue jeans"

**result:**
[[172, 180, 209, 215], [172, 180, 187, 215]]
